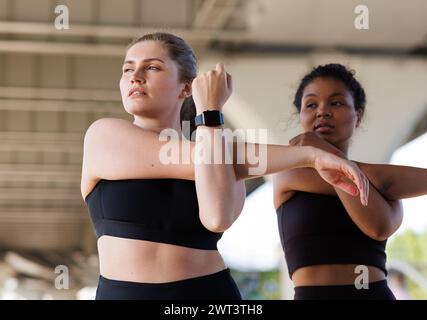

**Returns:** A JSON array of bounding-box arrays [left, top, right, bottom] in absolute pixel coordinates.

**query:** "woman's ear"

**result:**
[[355, 108, 363, 128], [180, 81, 192, 99]]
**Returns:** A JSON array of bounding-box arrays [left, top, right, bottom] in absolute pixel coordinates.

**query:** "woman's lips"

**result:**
[[314, 126, 334, 133], [128, 87, 146, 98], [129, 91, 146, 98]]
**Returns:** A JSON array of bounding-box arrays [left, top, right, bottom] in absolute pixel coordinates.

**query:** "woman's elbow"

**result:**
[[366, 204, 403, 241], [367, 230, 389, 242], [200, 211, 235, 233], [367, 223, 399, 241]]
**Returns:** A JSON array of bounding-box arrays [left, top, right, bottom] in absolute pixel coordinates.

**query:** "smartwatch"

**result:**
[[194, 110, 224, 127]]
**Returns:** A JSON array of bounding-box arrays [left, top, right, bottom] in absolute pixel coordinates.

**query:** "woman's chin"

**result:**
[[124, 104, 153, 116], [320, 135, 336, 145]]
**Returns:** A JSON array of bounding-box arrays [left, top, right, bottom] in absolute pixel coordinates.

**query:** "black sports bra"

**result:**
[[277, 191, 387, 277], [85, 179, 222, 250]]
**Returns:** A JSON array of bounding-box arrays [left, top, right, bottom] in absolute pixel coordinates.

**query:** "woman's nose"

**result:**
[[316, 104, 332, 118], [130, 69, 145, 84]]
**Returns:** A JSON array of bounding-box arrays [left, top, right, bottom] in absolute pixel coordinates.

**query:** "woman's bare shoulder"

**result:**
[[81, 118, 136, 200], [80, 117, 194, 200], [85, 118, 133, 137]]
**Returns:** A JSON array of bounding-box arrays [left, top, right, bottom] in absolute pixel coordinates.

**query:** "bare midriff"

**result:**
[[97, 236, 226, 283], [292, 264, 386, 286]]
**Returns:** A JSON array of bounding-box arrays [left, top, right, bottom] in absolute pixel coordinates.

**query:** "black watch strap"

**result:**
[[195, 110, 224, 127]]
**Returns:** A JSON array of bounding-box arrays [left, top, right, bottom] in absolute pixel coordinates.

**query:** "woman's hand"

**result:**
[[191, 63, 232, 114], [291, 134, 368, 204], [290, 132, 346, 158], [313, 149, 369, 206]]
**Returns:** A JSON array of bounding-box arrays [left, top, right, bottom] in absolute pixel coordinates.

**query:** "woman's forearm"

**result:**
[[357, 162, 427, 200], [232, 142, 317, 180], [334, 183, 403, 241], [194, 127, 245, 232], [163, 138, 317, 181]]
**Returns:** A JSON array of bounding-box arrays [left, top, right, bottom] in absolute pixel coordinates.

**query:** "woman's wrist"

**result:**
[[196, 108, 222, 114], [313, 146, 326, 168], [299, 145, 319, 168], [330, 146, 347, 159]]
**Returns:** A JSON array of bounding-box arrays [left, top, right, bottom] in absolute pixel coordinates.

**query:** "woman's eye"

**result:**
[[306, 103, 317, 108], [123, 68, 132, 73], [331, 101, 344, 106], [147, 66, 159, 71]]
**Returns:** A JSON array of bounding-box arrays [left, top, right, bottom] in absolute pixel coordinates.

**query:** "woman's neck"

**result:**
[[133, 114, 181, 134], [334, 140, 350, 158]]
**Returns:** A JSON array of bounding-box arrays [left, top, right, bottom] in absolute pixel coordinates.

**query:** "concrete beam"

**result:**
[[0, 87, 121, 102]]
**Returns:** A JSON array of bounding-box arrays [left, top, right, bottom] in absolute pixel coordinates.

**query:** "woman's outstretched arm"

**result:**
[[288, 131, 427, 200], [356, 162, 427, 200], [82, 120, 368, 201]]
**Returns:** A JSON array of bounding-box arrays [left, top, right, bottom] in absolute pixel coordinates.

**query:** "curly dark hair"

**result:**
[[293, 63, 366, 121]]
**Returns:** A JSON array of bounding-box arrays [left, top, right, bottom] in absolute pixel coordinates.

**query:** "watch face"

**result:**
[[203, 111, 224, 126], [195, 110, 224, 127]]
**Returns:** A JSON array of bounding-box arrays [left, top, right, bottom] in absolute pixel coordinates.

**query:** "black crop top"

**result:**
[[85, 179, 222, 250], [277, 191, 387, 277]]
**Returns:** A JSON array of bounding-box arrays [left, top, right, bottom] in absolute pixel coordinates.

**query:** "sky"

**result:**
[[218, 132, 427, 270]]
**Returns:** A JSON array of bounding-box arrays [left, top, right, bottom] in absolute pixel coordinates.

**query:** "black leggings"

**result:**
[[294, 280, 396, 300], [95, 268, 242, 300]]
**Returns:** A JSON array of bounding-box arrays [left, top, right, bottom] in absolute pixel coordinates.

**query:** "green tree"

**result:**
[[387, 229, 427, 299]]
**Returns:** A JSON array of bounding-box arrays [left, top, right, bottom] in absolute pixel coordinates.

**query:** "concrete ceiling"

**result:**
[[0, 0, 426, 56], [243, 0, 427, 49]]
